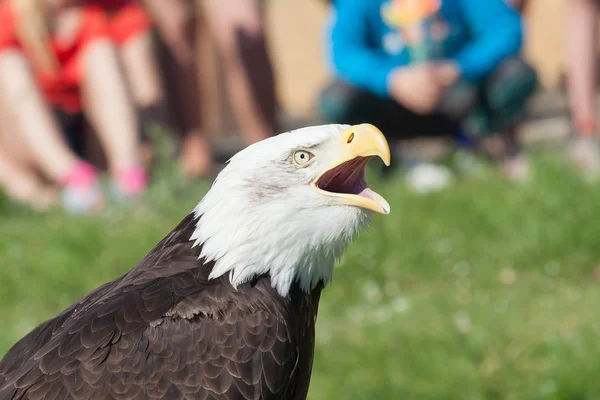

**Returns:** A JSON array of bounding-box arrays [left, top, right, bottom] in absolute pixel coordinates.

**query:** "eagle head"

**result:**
[[191, 124, 391, 297]]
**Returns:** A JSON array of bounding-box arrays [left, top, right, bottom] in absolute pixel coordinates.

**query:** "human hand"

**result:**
[[388, 64, 443, 115], [434, 61, 461, 87]]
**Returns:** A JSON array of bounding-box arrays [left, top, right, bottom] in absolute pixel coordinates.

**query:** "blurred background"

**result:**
[[3, 0, 600, 398]]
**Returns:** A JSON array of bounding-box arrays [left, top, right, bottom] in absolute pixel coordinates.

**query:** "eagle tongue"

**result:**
[[319, 157, 366, 193]]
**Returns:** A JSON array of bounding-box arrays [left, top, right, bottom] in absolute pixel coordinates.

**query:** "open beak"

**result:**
[[311, 124, 391, 214]]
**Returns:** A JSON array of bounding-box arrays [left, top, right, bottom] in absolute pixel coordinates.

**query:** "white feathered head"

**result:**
[[192, 124, 391, 296]]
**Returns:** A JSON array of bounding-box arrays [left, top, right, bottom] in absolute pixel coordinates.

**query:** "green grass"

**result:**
[[2, 153, 600, 399]]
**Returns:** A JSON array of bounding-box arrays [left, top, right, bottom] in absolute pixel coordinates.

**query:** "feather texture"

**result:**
[[0, 214, 321, 400]]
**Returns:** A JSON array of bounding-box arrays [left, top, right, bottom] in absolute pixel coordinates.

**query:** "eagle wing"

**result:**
[[0, 215, 299, 400]]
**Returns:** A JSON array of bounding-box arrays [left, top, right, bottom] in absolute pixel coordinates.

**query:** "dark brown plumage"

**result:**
[[0, 214, 322, 400]]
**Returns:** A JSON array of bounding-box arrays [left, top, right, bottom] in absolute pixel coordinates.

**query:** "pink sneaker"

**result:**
[[111, 166, 148, 201], [58, 161, 104, 214]]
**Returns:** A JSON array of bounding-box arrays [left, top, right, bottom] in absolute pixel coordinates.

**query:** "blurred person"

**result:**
[[86, 0, 165, 167], [320, 0, 538, 182], [0, 0, 147, 212], [143, 0, 278, 178], [87, 0, 164, 121], [142, 0, 212, 178], [565, 0, 600, 179], [0, 145, 59, 210]]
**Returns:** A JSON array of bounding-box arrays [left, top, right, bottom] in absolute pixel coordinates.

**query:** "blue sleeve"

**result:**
[[330, 0, 395, 97], [453, 0, 523, 81]]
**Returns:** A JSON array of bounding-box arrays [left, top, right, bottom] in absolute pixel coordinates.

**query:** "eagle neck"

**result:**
[[284, 281, 323, 399], [189, 209, 337, 298]]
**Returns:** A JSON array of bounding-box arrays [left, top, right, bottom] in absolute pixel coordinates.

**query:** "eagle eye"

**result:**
[[293, 150, 314, 166]]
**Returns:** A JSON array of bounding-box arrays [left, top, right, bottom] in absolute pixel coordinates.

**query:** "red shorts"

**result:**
[[0, 4, 112, 113], [88, 1, 153, 46], [0, 2, 152, 113]]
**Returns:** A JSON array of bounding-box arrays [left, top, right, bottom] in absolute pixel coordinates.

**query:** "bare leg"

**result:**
[[201, 0, 278, 143], [0, 50, 78, 180], [119, 32, 166, 169], [565, 0, 600, 179], [0, 50, 99, 211], [119, 32, 164, 110], [0, 120, 58, 210], [566, 0, 598, 134], [144, 0, 214, 178], [143, 0, 195, 66], [81, 39, 142, 175]]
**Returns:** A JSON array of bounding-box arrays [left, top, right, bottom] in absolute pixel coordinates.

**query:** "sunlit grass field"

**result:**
[[2, 152, 600, 399]]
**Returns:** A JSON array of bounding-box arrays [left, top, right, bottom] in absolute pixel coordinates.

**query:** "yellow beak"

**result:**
[[311, 124, 391, 214]]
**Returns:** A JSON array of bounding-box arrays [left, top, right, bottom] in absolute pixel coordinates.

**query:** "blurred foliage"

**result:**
[[1, 152, 600, 399]]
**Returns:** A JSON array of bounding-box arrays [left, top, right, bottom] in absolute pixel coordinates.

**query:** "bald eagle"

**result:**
[[0, 124, 390, 400]]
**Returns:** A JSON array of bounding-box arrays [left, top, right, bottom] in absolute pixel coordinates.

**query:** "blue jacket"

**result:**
[[328, 0, 524, 97]]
